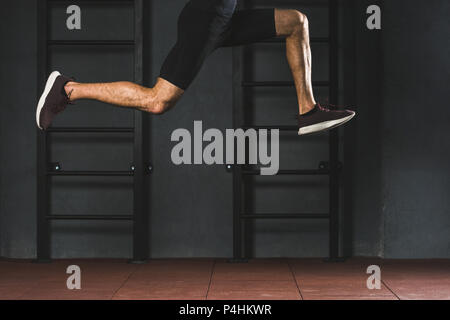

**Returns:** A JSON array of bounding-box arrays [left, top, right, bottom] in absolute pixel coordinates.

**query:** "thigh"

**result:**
[[160, 2, 232, 90], [189, 0, 237, 17], [221, 9, 277, 47], [176, 2, 231, 58]]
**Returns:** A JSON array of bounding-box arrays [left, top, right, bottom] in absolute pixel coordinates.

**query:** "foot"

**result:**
[[36, 71, 73, 130], [298, 104, 355, 136]]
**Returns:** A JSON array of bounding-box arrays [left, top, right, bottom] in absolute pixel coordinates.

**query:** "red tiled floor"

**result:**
[[305, 295, 398, 300], [20, 288, 116, 300], [208, 280, 301, 300], [0, 259, 136, 300], [290, 258, 398, 300], [112, 259, 213, 300], [208, 259, 301, 300], [0, 258, 449, 300], [209, 280, 298, 292], [381, 260, 450, 300], [212, 259, 293, 281], [0, 285, 33, 300], [113, 280, 209, 300], [298, 280, 397, 300], [114, 295, 206, 300], [130, 259, 214, 284], [207, 291, 301, 300]]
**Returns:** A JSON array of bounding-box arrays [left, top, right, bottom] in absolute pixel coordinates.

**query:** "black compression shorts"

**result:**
[[159, 0, 277, 90]]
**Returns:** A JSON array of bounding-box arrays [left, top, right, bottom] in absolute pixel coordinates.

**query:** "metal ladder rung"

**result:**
[[258, 37, 330, 44], [231, 0, 341, 261], [37, 0, 148, 263], [46, 215, 134, 221], [240, 213, 330, 220], [242, 169, 330, 176], [242, 81, 330, 87], [49, 0, 134, 3], [48, 40, 135, 46], [47, 170, 134, 176], [47, 127, 134, 133]]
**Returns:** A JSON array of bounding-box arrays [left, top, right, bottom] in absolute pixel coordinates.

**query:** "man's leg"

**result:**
[[63, 0, 237, 116], [275, 9, 316, 115], [221, 8, 354, 136], [274, 9, 355, 134], [221, 8, 316, 115], [37, 1, 226, 130], [63, 11, 313, 116], [36, 73, 182, 129], [65, 77, 184, 114]]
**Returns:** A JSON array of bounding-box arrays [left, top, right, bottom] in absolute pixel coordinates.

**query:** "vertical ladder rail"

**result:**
[[36, 0, 51, 262], [328, 0, 341, 261], [232, 44, 245, 261], [36, 0, 149, 262], [231, 0, 343, 261], [132, 0, 148, 263]]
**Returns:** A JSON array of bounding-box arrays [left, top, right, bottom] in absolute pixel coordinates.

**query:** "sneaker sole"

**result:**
[[298, 112, 356, 136], [36, 71, 61, 130]]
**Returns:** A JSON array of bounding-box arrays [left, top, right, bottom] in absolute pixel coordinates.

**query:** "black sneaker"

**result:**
[[36, 71, 73, 130], [298, 104, 355, 136]]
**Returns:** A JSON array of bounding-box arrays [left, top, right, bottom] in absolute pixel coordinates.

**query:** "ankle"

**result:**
[[299, 102, 316, 115], [64, 82, 77, 101]]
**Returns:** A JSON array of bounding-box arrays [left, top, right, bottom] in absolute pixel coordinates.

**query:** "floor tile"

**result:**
[[19, 288, 115, 300], [381, 259, 450, 300], [209, 280, 298, 292], [1, 258, 448, 300], [207, 290, 301, 300], [304, 295, 398, 300], [113, 280, 209, 300], [290, 259, 398, 300], [213, 260, 293, 281]]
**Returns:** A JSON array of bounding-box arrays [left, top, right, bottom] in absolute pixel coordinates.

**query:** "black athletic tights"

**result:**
[[159, 0, 276, 90]]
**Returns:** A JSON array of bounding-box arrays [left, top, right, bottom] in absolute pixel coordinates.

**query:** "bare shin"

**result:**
[[64, 77, 184, 115], [275, 9, 316, 114]]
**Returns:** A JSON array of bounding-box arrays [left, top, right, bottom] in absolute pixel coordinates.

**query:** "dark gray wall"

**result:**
[[1, 1, 38, 258], [148, 0, 234, 257], [344, 0, 385, 257], [347, 0, 450, 258], [0, 0, 448, 259], [381, 0, 450, 258]]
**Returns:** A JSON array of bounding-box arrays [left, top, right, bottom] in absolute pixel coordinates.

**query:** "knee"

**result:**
[[290, 10, 308, 33], [149, 99, 174, 115], [141, 79, 183, 114]]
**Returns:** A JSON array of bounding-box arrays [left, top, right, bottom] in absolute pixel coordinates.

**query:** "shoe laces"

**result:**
[[296, 101, 348, 119], [318, 100, 343, 111], [296, 102, 332, 119], [317, 103, 331, 112], [65, 76, 76, 105], [66, 88, 75, 105]]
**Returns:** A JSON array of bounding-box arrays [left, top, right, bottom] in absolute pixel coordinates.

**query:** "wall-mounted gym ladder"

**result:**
[[231, 0, 342, 261], [36, 0, 149, 262]]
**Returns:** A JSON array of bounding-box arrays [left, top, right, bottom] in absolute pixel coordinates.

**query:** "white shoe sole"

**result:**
[[298, 111, 356, 136], [36, 71, 61, 130]]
